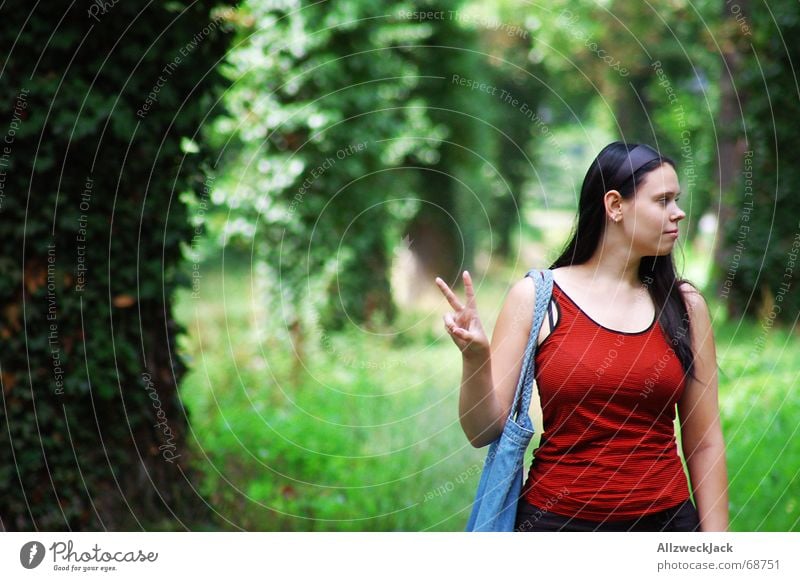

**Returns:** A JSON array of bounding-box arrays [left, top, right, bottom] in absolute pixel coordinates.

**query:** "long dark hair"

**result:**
[[549, 141, 695, 382]]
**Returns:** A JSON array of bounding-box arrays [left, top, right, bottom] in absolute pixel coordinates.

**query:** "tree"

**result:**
[[0, 1, 235, 530], [711, 0, 750, 299], [717, 0, 800, 324], [403, 2, 505, 297], [214, 0, 447, 343], [531, 0, 720, 233]]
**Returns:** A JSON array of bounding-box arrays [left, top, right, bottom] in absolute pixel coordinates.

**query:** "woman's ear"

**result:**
[[603, 189, 623, 221]]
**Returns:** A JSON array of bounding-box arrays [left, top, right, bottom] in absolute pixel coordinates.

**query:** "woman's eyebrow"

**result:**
[[652, 190, 681, 196]]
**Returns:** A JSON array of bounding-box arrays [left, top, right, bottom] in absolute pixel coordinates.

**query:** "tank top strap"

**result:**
[[550, 282, 577, 322]]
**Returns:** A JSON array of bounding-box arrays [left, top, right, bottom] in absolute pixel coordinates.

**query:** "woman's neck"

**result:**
[[571, 250, 643, 291]]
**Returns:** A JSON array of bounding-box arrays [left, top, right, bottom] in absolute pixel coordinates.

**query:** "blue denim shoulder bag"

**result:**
[[465, 268, 554, 532]]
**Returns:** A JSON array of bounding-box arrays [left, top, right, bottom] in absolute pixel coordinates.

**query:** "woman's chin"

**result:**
[[653, 240, 679, 255]]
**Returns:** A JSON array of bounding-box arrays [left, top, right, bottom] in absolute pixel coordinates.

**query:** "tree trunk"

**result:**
[[712, 0, 749, 310]]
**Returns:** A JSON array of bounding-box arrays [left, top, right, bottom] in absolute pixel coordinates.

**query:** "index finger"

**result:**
[[434, 276, 464, 311]]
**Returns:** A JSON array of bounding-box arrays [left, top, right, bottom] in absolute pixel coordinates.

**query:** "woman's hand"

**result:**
[[435, 271, 490, 360]]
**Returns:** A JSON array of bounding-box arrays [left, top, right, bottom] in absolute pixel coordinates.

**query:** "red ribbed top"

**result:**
[[522, 281, 691, 521]]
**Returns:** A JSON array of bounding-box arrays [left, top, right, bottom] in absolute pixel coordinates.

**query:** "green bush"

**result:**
[[0, 1, 235, 530], [720, 0, 800, 323]]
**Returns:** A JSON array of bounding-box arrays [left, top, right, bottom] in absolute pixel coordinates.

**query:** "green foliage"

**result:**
[[718, 0, 800, 323], [411, 3, 546, 260], [175, 250, 500, 530], [0, 1, 235, 530], [213, 0, 454, 332], [529, 0, 720, 224], [713, 315, 800, 531], [210, 0, 543, 336]]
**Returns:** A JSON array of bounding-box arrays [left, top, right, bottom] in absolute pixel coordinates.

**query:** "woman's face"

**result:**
[[621, 162, 686, 256]]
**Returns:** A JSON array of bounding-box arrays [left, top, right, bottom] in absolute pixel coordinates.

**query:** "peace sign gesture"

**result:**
[[435, 270, 490, 360]]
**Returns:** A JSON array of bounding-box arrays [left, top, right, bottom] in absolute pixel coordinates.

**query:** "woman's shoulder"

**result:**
[[510, 271, 537, 297], [677, 280, 711, 319], [677, 280, 704, 301], [510, 265, 575, 298], [504, 268, 547, 307]]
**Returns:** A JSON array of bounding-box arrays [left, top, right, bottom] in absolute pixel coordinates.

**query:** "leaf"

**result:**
[[23, 261, 47, 294], [112, 294, 136, 308], [2, 371, 16, 394], [181, 137, 200, 154]]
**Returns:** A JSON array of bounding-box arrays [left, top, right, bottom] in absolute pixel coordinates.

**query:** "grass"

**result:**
[[712, 314, 800, 531], [174, 238, 799, 531], [677, 231, 800, 530], [174, 250, 497, 530]]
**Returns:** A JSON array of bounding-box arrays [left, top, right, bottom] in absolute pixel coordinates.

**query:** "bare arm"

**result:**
[[678, 284, 730, 531], [436, 272, 536, 447]]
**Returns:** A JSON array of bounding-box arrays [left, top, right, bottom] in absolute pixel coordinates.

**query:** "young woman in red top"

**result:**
[[435, 142, 729, 531]]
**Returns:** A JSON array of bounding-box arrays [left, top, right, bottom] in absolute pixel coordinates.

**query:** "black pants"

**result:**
[[514, 498, 700, 532]]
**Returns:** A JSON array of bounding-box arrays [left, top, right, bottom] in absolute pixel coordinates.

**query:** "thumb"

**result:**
[[452, 326, 472, 341]]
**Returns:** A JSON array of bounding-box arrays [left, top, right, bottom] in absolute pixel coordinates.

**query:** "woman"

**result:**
[[435, 142, 729, 532]]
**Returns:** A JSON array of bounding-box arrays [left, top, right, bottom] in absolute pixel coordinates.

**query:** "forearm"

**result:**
[[685, 443, 729, 531], [458, 355, 503, 447]]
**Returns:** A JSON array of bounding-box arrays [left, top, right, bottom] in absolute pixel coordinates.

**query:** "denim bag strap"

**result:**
[[465, 268, 554, 532]]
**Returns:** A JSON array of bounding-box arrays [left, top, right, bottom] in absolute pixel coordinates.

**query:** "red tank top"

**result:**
[[522, 281, 691, 521]]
